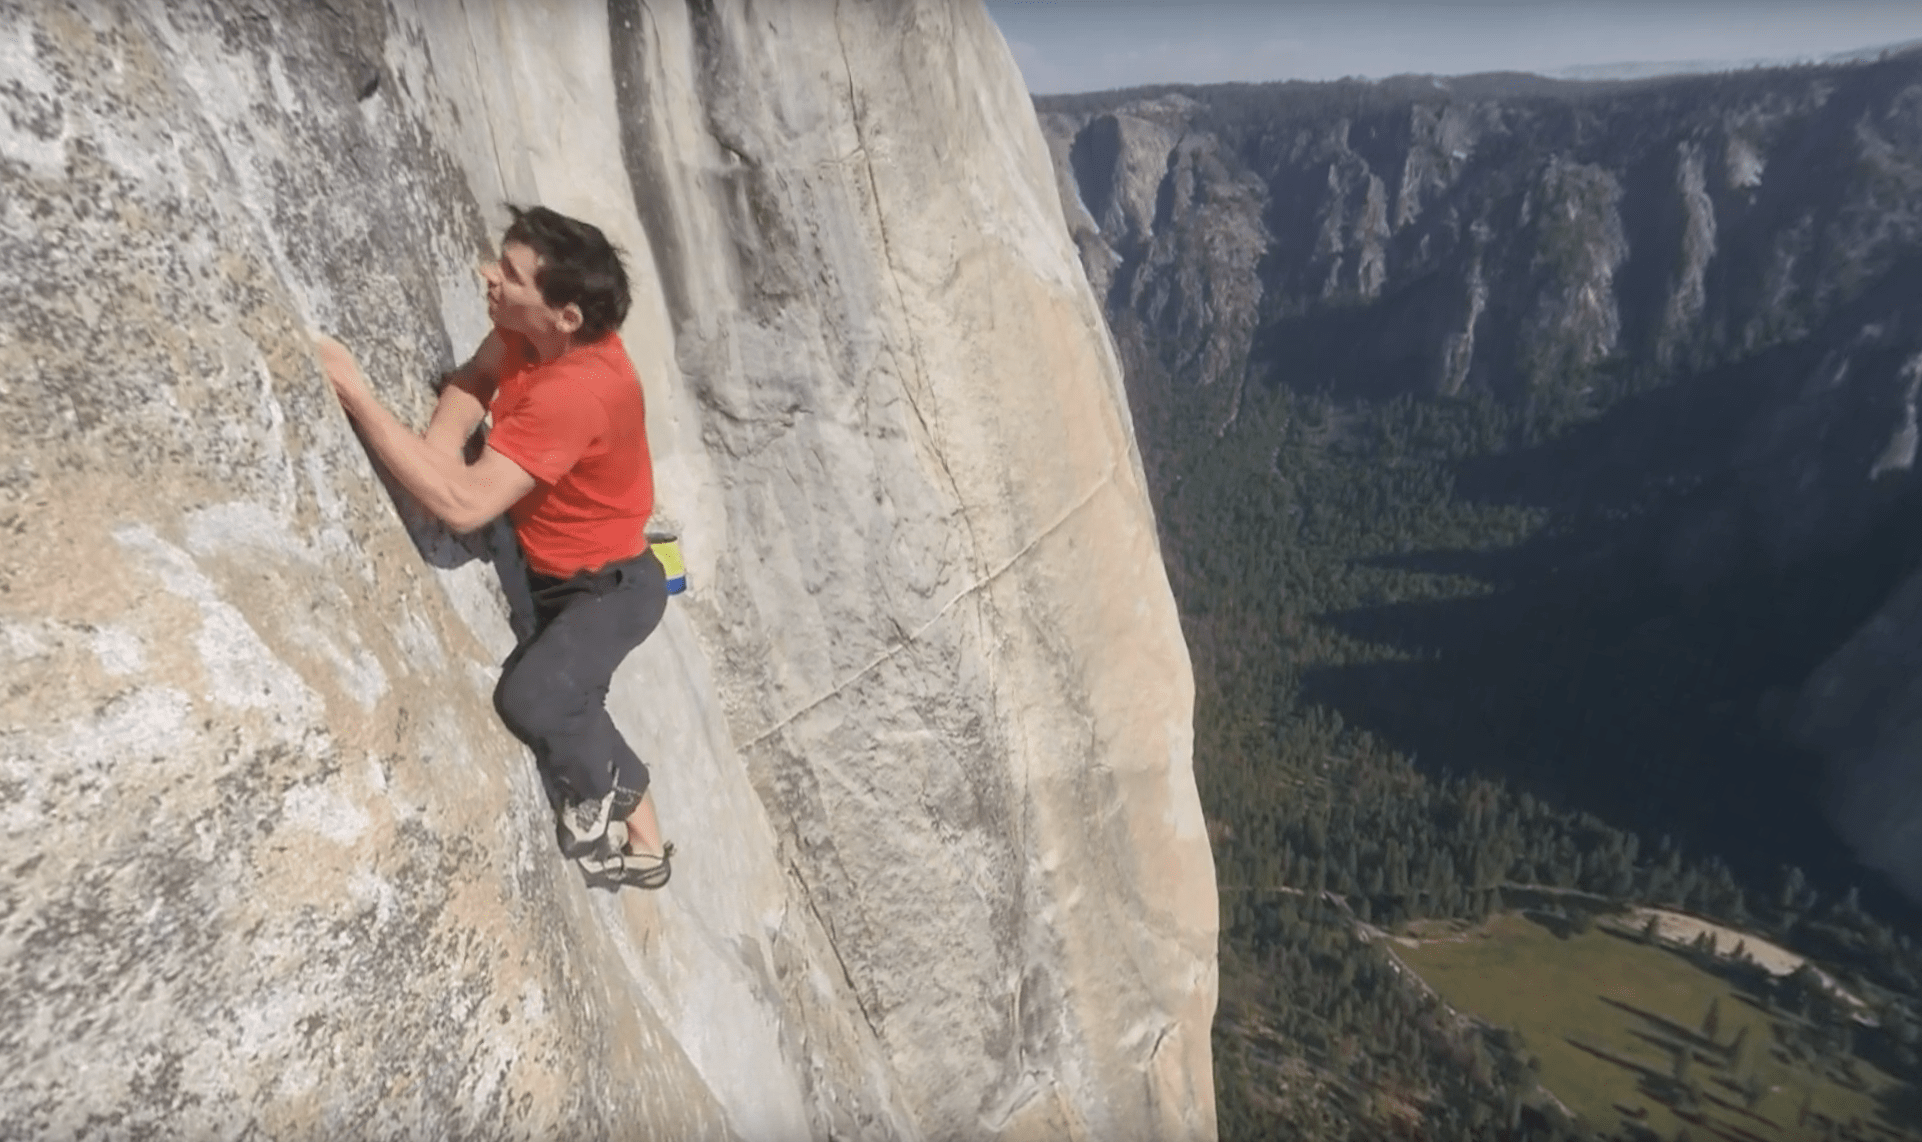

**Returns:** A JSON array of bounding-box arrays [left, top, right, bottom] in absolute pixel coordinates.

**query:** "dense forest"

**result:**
[[1152, 374, 1922, 1138]]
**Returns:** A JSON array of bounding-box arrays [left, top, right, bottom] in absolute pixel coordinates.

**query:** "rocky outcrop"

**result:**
[[1040, 97, 1269, 440], [1039, 59, 1922, 904], [1042, 60, 1922, 420], [0, 3, 1215, 1139]]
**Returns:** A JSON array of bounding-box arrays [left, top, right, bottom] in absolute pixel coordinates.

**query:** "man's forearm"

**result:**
[[338, 386, 477, 527], [315, 332, 530, 532]]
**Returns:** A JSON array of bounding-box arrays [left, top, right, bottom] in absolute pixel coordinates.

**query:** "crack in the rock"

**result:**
[[828, 0, 982, 581], [459, 0, 510, 206], [739, 466, 1115, 753], [822, 4, 1031, 870], [786, 859, 886, 1045]]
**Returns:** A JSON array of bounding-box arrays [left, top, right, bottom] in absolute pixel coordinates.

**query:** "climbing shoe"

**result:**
[[556, 790, 619, 862], [582, 842, 675, 892]]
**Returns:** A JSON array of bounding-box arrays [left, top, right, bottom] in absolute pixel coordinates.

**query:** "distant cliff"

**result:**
[[0, 2, 1216, 1138], [1037, 58, 1922, 902]]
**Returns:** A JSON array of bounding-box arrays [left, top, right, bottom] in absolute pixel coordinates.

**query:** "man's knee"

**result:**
[[495, 664, 575, 743]]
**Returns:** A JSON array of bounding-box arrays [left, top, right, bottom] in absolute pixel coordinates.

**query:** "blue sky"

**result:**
[[984, 1, 1922, 94]]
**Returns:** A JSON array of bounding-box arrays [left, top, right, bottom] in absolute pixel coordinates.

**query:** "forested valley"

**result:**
[[1162, 378, 1922, 1139], [1038, 54, 1922, 1140]]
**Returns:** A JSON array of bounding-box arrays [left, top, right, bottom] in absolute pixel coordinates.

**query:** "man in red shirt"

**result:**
[[315, 205, 672, 891]]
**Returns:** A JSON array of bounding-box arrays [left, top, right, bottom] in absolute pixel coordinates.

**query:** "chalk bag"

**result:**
[[648, 532, 688, 595]]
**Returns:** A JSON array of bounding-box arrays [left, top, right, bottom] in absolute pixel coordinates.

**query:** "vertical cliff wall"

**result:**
[[0, 2, 1216, 1139]]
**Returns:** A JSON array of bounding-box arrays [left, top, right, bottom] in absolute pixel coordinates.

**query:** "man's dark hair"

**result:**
[[501, 205, 631, 342]]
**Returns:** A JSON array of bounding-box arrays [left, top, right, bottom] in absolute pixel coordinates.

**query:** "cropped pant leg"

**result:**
[[493, 550, 668, 802]]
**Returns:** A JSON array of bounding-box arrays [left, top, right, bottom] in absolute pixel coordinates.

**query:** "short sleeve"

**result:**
[[487, 373, 606, 486]]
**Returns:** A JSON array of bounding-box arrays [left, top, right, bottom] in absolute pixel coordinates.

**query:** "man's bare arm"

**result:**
[[314, 333, 535, 533], [423, 330, 506, 455]]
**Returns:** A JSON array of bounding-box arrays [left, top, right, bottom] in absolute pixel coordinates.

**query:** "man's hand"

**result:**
[[307, 329, 535, 533], [313, 332, 374, 413]]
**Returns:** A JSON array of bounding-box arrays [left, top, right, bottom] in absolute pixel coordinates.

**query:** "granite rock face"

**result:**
[[0, 2, 1215, 1139]]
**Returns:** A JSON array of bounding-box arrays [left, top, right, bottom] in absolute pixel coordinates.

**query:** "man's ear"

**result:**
[[557, 303, 584, 335]]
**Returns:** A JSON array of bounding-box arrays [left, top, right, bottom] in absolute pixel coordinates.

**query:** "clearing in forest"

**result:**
[[1398, 912, 1915, 1141]]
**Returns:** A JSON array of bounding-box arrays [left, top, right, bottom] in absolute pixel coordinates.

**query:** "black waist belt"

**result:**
[[529, 549, 658, 600]]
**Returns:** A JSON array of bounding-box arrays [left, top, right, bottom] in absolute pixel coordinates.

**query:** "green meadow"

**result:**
[[1398, 913, 1915, 1141]]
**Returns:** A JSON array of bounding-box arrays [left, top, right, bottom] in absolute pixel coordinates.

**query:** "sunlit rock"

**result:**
[[0, 2, 1216, 1137]]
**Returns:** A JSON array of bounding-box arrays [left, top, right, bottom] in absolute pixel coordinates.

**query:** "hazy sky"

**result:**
[[984, 1, 1922, 94]]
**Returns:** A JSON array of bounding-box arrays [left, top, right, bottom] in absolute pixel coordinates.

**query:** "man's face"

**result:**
[[481, 241, 575, 339]]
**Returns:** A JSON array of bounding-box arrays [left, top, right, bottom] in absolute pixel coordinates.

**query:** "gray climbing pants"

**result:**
[[494, 549, 668, 802]]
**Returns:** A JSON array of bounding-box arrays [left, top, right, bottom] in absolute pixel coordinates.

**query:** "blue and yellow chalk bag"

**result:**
[[649, 532, 687, 595]]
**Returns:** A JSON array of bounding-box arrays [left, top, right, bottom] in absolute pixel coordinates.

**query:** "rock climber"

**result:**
[[314, 204, 673, 890]]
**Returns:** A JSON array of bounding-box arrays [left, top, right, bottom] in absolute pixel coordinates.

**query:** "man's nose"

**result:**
[[478, 262, 498, 284]]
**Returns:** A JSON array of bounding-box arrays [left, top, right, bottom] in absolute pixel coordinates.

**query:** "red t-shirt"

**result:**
[[487, 330, 654, 578]]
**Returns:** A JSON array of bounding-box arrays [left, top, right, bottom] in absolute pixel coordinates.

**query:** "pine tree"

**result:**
[[1781, 865, 1807, 912]]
